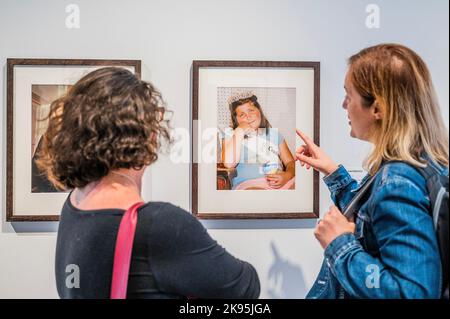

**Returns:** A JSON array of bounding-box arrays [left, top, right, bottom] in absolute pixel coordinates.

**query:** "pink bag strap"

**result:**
[[110, 201, 144, 299]]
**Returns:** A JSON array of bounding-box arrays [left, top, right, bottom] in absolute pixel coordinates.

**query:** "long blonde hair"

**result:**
[[348, 44, 449, 175]]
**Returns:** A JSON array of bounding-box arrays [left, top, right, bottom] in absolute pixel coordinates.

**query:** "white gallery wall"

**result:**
[[0, 0, 448, 298]]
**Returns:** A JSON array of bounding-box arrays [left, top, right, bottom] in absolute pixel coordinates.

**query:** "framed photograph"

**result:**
[[6, 58, 141, 221], [192, 61, 320, 219]]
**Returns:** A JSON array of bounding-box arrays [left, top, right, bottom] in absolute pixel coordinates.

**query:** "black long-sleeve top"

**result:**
[[55, 197, 260, 299]]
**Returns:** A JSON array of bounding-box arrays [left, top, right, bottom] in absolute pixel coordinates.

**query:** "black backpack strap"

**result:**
[[416, 161, 449, 299], [416, 162, 448, 228], [417, 161, 441, 180], [343, 168, 383, 220]]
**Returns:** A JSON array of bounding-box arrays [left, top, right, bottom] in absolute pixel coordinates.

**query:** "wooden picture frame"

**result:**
[[6, 58, 141, 221], [192, 61, 320, 219]]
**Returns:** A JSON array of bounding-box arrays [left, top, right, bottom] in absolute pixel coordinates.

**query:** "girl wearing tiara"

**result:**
[[221, 91, 296, 190]]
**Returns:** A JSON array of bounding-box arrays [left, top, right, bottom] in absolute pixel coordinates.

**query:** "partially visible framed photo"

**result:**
[[192, 61, 320, 219], [6, 58, 141, 221]]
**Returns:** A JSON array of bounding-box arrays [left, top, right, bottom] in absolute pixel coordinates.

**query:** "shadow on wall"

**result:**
[[267, 241, 307, 299]]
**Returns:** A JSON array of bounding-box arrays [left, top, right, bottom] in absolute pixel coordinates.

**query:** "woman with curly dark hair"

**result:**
[[37, 67, 260, 299]]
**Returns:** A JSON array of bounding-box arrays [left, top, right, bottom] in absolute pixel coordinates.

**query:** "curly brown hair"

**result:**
[[36, 67, 171, 190]]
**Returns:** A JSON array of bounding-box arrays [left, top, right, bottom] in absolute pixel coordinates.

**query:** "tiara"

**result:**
[[227, 90, 256, 105]]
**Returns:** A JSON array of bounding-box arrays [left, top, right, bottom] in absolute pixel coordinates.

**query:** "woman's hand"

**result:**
[[265, 171, 292, 189], [315, 206, 356, 249], [295, 129, 339, 176]]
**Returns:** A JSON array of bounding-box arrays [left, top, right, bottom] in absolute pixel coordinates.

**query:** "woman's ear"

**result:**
[[372, 102, 383, 120]]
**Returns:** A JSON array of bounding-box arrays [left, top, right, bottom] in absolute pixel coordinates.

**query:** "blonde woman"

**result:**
[[297, 44, 448, 298]]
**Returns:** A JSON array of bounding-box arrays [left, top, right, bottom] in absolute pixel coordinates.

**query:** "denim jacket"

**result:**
[[306, 160, 447, 299]]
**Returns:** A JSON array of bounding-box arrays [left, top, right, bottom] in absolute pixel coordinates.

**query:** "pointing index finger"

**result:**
[[296, 129, 315, 148]]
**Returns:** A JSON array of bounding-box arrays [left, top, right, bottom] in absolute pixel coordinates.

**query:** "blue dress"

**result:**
[[222, 128, 285, 189]]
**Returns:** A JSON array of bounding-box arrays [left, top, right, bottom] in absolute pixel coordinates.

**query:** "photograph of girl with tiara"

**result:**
[[217, 88, 296, 190]]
